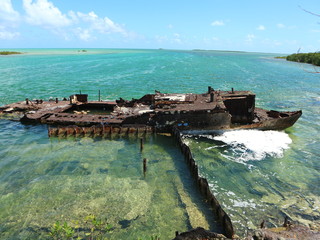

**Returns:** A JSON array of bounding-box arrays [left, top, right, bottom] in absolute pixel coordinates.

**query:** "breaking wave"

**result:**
[[206, 130, 292, 162]]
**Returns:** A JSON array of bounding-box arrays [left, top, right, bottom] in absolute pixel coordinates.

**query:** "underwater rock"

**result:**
[[247, 223, 320, 240], [173, 227, 227, 240]]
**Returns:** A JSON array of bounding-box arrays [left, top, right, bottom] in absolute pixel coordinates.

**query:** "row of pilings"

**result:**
[[48, 125, 155, 137], [171, 126, 235, 239], [48, 124, 235, 238]]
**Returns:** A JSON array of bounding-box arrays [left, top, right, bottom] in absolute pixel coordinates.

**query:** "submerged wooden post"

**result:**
[[26, 98, 29, 105], [140, 138, 144, 152], [143, 158, 147, 177], [98, 90, 101, 102]]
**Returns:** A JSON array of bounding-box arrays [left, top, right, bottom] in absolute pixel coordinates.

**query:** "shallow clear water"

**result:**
[[0, 121, 219, 239], [0, 49, 319, 238]]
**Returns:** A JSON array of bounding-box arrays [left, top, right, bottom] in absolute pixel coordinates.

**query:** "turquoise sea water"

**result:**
[[0, 49, 319, 239]]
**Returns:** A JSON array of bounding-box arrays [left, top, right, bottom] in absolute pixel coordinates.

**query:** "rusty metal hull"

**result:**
[[0, 89, 302, 135], [230, 109, 302, 131]]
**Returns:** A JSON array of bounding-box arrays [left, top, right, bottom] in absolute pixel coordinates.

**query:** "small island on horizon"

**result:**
[[0, 51, 22, 55]]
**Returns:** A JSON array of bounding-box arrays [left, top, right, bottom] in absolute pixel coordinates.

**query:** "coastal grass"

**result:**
[[0, 51, 22, 55]]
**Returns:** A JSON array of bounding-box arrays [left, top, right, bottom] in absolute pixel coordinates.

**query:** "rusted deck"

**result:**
[[0, 88, 301, 133]]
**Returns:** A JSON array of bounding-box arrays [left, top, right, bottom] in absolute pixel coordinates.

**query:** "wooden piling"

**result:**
[[47, 125, 155, 138], [140, 138, 144, 152], [172, 126, 235, 239], [143, 158, 147, 176], [66, 126, 75, 135]]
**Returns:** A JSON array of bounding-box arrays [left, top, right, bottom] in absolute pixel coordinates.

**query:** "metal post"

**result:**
[[210, 92, 214, 102]]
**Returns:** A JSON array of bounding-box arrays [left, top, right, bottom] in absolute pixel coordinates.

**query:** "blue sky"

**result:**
[[0, 0, 319, 53]]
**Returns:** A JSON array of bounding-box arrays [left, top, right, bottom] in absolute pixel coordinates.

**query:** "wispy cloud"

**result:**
[[155, 35, 168, 43], [211, 20, 225, 26], [257, 25, 265, 31], [173, 33, 182, 43], [277, 23, 286, 29], [246, 34, 255, 43], [154, 33, 184, 45], [0, 26, 20, 40]]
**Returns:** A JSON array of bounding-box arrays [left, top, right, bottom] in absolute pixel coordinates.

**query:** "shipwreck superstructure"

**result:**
[[0, 87, 302, 135]]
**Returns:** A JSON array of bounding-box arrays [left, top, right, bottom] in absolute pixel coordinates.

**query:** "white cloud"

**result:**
[[155, 35, 168, 43], [154, 33, 183, 45], [211, 20, 225, 26], [173, 33, 182, 43], [246, 34, 255, 42], [76, 11, 126, 35], [0, 26, 20, 39], [257, 25, 265, 31], [168, 24, 173, 29], [0, 0, 20, 40], [23, 0, 71, 28], [0, 0, 20, 22], [277, 23, 286, 29], [20, 0, 129, 42], [75, 27, 93, 41], [261, 38, 282, 47]]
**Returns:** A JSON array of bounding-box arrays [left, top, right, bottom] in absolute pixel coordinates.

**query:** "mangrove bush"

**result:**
[[286, 52, 320, 66]]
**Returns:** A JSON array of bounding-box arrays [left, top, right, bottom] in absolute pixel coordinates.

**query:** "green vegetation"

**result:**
[[48, 214, 160, 240], [286, 52, 320, 66], [49, 215, 113, 240], [0, 51, 22, 55], [274, 56, 286, 59]]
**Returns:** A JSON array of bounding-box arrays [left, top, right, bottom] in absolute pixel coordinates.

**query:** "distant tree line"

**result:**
[[286, 52, 320, 66], [0, 51, 22, 55]]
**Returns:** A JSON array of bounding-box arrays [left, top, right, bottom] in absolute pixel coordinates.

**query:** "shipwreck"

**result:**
[[0, 87, 301, 136], [0, 87, 304, 238]]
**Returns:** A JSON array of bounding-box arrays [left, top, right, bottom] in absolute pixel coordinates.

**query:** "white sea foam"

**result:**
[[211, 130, 292, 162]]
